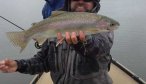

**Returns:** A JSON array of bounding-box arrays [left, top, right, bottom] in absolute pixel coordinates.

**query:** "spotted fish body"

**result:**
[[6, 11, 119, 52]]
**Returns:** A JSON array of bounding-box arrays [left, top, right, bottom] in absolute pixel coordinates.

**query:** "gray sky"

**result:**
[[0, 0, 44, 30]]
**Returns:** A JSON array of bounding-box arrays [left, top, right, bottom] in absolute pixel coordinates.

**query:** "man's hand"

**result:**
[[57, 31, 86, 44], [0, 59, 18, 73]]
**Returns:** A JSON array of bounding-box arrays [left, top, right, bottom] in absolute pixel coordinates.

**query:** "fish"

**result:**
[[6, 11, 120, 53]]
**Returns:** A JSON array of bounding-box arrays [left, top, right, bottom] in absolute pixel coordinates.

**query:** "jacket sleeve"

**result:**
[[15, 40, 50, 75], [73, 32, 114, 58]]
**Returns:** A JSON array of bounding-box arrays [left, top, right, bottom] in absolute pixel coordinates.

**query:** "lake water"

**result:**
[[0, 0, 146, 84]]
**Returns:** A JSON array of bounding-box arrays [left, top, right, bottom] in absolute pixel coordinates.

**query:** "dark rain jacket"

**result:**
[[16, 32, 114, 84]]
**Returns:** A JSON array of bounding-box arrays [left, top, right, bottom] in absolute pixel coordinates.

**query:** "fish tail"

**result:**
[[6, 31, 28, 53]]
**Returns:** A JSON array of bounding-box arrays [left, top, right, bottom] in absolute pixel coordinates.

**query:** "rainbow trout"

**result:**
[[6, 11, 119, 52]]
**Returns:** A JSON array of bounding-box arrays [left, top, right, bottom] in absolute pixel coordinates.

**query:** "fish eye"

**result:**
[[110, 23, 114, 26]]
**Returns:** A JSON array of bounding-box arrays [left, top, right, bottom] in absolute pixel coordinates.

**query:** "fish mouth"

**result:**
[[108, 25, 119, 31], [117, 22, 120, 26]]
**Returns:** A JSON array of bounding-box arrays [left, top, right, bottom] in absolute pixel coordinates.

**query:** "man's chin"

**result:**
[[75, 8, 86, 12], [76, 10, 85, 12], [71, 9, 91, 12], [75, 9, 92, 12]]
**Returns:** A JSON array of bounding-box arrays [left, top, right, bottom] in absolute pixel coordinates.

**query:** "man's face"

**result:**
[[71, 0, 94, 12]]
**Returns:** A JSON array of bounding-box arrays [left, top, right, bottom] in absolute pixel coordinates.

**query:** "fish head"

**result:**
[[95, 15, 120, 32]]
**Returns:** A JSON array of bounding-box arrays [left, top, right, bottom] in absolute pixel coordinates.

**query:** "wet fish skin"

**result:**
[[6, 11, 119, 53]]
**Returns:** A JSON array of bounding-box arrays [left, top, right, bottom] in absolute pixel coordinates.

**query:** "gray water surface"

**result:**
[[0, 0, 146, 83]]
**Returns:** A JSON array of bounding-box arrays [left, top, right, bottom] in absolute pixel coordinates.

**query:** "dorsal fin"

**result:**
[[51, 11, 66, 17]]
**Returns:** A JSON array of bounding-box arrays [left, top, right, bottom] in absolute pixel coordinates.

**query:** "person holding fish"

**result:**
[[0, 0, 119, 84]]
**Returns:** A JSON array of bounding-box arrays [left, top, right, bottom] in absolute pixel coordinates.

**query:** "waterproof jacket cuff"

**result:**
[[14, 60, 21, 72], [14, 60, 27, 73]]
